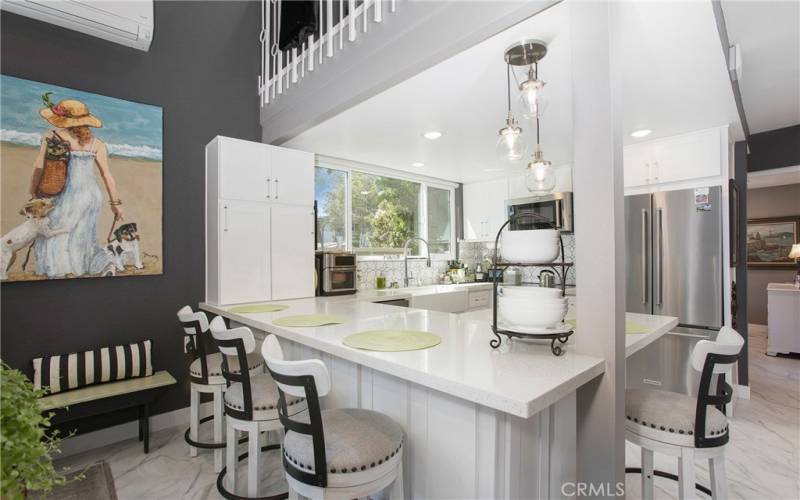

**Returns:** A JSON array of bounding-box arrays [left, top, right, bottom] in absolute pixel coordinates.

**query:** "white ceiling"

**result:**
[[286, 1, 742, 184], [721, 0, 800, 134]]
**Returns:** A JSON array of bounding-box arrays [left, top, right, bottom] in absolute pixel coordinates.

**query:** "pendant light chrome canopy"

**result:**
[[505, 39, 549, 120]]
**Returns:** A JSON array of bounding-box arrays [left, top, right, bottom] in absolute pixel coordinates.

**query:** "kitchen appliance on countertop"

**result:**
[[316, 251, 357, 296], [506, 192, 573, 233], [625, 186, 724, 395]]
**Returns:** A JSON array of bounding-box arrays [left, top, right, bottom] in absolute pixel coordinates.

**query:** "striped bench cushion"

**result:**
[[32, 340, 153, 394]]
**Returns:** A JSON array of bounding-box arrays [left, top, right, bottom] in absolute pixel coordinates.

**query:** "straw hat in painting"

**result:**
[[39, 96, 102, 128]]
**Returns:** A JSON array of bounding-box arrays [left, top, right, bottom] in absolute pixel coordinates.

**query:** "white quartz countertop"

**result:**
[[458, 309, 678, 358], [354, 282, 493, 302], [200, 296, 605, 419]]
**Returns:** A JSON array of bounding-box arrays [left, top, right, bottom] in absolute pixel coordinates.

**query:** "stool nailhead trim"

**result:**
[[225, 395, 304, 412], [284, 442, 404, 474], [626, 414, 728, 438]]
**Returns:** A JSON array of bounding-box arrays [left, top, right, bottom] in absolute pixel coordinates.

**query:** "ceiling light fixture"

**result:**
[[411, 162, 425, 167], [631, 129, 652, 138], [422, 131, 443, 140], [501, 39, 555, 195], [496, 63, 526, 163]]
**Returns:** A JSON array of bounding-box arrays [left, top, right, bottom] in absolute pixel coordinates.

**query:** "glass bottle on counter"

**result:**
[[376, 274, 386, 289]]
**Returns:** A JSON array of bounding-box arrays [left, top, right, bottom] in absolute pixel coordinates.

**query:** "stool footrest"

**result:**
[[625, 467, 712, 496], [216, 444, 288, 500]]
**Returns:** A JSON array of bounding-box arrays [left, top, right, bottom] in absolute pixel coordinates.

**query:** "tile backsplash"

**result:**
[[357, 258, 450, 290], [458, 234, 576, 285], [355, 234, 576, 290]]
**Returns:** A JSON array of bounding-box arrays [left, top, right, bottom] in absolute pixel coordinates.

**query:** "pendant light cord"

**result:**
[[535, 62, 541, 146], [506, 63, 512, 114]]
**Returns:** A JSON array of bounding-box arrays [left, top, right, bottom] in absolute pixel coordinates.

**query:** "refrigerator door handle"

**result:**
[[656, 207, 664, 306], [641, 208, 649, 305]]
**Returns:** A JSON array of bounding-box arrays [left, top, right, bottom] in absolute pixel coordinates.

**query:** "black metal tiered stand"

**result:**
[[490, 214, 574, 355]]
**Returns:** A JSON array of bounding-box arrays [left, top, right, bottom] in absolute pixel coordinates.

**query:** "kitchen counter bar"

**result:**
[[201, 297, 604, 419]]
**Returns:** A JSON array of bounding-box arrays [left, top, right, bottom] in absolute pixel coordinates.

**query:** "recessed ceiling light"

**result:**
[[631, 129, 652, 138], [422, 131, 443, 140], [411, 162, 425, 168]]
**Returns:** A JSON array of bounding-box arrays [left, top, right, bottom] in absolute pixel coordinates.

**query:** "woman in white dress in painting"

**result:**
[[29, 98, 124, 278]]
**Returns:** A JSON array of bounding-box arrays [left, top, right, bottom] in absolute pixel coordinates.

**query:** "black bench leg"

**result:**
[[142, 403, 150, 453], [138, 405, 144, 442]]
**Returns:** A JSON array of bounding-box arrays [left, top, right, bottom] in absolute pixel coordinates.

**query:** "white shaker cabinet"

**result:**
[[207, 136, 315, 305], [463, 177, 508, 240], [270, 204, 315, 300], [767, 283, 800, 356], [217, 201, 271, 304], [624, 126, 725, 190]]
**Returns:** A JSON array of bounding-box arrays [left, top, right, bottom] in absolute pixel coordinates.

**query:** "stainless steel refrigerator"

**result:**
[[625, 186, 724, 395]]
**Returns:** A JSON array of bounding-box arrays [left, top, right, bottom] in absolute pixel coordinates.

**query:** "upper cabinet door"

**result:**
[[651, 128, 721, 184], [219, 137, 271, 201], [270, 146, 314, 206], [623, 144, 652, 188]]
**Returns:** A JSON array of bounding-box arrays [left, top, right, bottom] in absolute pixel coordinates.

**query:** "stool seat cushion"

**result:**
[[224, 374, 304, 420], [626, 388, 729, 447], [284, 408, 403, 478], [190, 352, 263, 382]]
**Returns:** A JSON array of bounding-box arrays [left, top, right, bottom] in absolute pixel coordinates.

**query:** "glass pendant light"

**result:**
[[496, 64, 526, 163], [518, 63, 549, 119], [525, 117, 556, 194]]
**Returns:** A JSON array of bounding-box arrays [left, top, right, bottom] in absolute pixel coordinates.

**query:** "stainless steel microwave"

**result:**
[[506, 192, 574, 232]]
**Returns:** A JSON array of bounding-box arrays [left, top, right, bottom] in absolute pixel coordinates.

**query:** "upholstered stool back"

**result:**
[[177, 306, 214, 385], [261, 335, 332, 487]]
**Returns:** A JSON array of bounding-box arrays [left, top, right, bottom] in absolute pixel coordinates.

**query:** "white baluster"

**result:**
[[326, 0, 334, 57], [363, 0, 369, 32], [308, 34, 315, 72], [391, 0, 396, 13], [375, 0, 382, 23], [292, 47, 298, 83], [338, 0, 344, 49], [349, 0, 356, 41]]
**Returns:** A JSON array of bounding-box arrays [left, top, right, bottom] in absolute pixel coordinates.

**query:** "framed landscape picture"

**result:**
[[1, 75, 163, 282], [746, 216, 800, 268]]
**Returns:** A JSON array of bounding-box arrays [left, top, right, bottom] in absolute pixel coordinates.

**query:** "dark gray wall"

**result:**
[[733, 140, 748, 385], [0, 1, 261, 428], [746, 183, 800, 325], [747, 125, 800, 172]]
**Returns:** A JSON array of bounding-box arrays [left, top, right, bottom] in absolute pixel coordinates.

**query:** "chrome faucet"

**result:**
[[403, 237, 431, 287]]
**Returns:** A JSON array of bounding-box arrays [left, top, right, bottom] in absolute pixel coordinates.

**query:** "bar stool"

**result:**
[[261, 334, 405, 500], [209, 317, 307, 499], [625, 326, 744, 500], [178, 306, 264, 473]]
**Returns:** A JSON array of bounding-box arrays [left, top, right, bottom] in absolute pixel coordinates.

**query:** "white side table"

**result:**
[[767, 283, 800, 356]]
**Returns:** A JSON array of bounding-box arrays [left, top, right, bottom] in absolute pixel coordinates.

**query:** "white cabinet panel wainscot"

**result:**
[[202, 298, 606, 499]]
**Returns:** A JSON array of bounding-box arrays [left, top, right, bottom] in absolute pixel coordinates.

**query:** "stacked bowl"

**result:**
[[498, 285, 568, 330], [501, 229, 560, 263]]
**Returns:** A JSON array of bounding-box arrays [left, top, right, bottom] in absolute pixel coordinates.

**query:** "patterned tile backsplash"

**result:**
[[458, 234, 576, 285], [357, 258, 450, 290], [355, 234, 576, 290]]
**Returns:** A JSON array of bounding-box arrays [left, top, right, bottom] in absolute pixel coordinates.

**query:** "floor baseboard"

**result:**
[[55, 402, 208, 459]]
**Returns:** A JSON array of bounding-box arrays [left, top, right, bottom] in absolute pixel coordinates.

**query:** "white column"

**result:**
[[570, 0, 626, 496]]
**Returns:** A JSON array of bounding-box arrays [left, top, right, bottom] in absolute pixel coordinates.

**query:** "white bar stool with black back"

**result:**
[[261, 334, 405, 500], [179, 305, 266, 473], [625, 326, 744, 499], [209, 316, 308, 499]]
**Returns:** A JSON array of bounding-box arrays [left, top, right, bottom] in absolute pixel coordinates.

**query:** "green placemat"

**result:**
[[273, 314, 346, 327], [228, 303, 289, 313], [565, 319, 651, 335], [343, 330, 442, 352]]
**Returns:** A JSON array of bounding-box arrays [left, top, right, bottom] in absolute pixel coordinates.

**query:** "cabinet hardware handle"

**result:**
[[274, 179, 279, 199], [266, 178, 271, 198], [224, 205, 229, 232]]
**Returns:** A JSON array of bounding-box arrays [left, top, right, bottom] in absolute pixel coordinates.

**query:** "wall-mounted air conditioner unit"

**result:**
[[1, 0, 153, 51]]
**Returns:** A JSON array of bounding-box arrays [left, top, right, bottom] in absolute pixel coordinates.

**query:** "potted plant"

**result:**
[[1, 362, 68, 499]]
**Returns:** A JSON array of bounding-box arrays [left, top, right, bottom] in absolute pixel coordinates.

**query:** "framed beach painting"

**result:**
[[1, 75, 163, 282], [746, 216, 800, 269]]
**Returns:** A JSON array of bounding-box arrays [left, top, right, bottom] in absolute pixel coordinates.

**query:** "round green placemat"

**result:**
[[343, 330, 442, 352], [228, 303, 289, 314], [272, 314, 346, 327]]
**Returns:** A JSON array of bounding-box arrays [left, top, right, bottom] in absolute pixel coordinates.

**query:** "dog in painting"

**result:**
[[1, 198, 68, 280], [106, 222, 144, 272]]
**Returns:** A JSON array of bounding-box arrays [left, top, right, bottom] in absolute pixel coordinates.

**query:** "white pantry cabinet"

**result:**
[[206, 136, 315, 305], [624, 127, 725, 189]]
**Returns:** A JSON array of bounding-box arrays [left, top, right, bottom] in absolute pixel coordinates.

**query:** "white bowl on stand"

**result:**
[[501, 229, 560, 263]]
